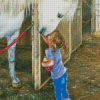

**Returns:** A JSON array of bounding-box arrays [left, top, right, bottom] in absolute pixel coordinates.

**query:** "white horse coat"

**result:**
[[0, 0, 78, 83]]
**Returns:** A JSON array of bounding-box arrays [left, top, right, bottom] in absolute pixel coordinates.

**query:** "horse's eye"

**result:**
[[58, 13, 63, 18]]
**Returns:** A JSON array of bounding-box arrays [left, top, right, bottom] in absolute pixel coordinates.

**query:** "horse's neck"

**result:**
[[0, 0, 32, 16]]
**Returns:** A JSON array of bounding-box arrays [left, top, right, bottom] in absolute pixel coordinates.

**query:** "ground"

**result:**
[[67, 36, 100, 100], [0, 34, 100, 100]]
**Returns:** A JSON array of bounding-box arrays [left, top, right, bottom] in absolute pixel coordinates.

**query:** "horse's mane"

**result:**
[[0, 0, 33, 16]]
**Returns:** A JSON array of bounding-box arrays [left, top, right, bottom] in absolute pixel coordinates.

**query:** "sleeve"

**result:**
[[45, 48, 54, 59]]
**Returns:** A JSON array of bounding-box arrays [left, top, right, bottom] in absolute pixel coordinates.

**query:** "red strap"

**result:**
[[41, 34, 49, 45], [82, 19, 90, 23], [41, 34, 52, 48], [0, 31, 25, 53]]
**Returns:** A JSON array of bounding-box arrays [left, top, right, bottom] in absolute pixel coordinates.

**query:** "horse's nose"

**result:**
[[39, 27, 46, 34]]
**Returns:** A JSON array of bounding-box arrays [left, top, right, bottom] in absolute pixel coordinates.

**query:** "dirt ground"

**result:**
[[66, 36, 100, 100], [0, 34, 100, 100]]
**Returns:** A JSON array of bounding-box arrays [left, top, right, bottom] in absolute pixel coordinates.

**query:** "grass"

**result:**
[[0, 86, 55, 100], [0, 54, 53, 100], [0, 57, 32, 73], [15, 59, 32, 73], [0, 58, 8, 69]]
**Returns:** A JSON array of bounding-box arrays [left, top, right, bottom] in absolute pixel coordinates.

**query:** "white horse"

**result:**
[[0, 0, 78, 87]]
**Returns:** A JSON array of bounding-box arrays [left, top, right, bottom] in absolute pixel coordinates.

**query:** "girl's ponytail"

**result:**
[[62, 43, 69, 54], [51, 30, 68, 53]]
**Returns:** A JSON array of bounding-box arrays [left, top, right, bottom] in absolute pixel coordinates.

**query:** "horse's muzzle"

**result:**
[[38, 27, 46, 35]]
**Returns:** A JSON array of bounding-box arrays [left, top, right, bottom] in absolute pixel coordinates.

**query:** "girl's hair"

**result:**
[[52, 30, 68, 53]]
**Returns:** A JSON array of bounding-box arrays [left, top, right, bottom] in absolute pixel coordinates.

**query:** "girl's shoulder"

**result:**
[[45, 48, 52, 51], [55, 48, 60, 53], [45, 48, 61, 55], [45, 48, 53, 55], [54, 48, 61, 55]]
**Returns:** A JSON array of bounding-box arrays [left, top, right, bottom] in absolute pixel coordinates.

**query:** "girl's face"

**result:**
[[48, 32, 56, 43]]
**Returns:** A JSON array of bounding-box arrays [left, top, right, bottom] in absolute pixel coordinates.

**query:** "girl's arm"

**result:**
[[42, 58, 54, 67]]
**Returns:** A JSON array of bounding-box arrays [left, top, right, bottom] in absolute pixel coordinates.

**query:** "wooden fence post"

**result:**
[[32, 0, 41, 90], [91, 0, 96, 34], [31, 0, 34, 87]]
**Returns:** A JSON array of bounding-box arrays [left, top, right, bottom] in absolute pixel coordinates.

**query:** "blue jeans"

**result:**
[[53, 72, 69, 100]]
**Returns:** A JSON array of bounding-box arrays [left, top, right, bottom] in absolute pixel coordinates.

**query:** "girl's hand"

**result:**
[[42, 58, 54, 67]]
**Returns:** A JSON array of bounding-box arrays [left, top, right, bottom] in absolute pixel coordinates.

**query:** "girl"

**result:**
[[41, 30, 70, 100]]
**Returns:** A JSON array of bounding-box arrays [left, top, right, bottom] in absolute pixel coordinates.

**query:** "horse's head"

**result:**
[[38, 0, 78, 36]]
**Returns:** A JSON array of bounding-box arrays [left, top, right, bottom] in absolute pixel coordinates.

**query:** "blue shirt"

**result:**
[[45, 48, 67, 79]]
